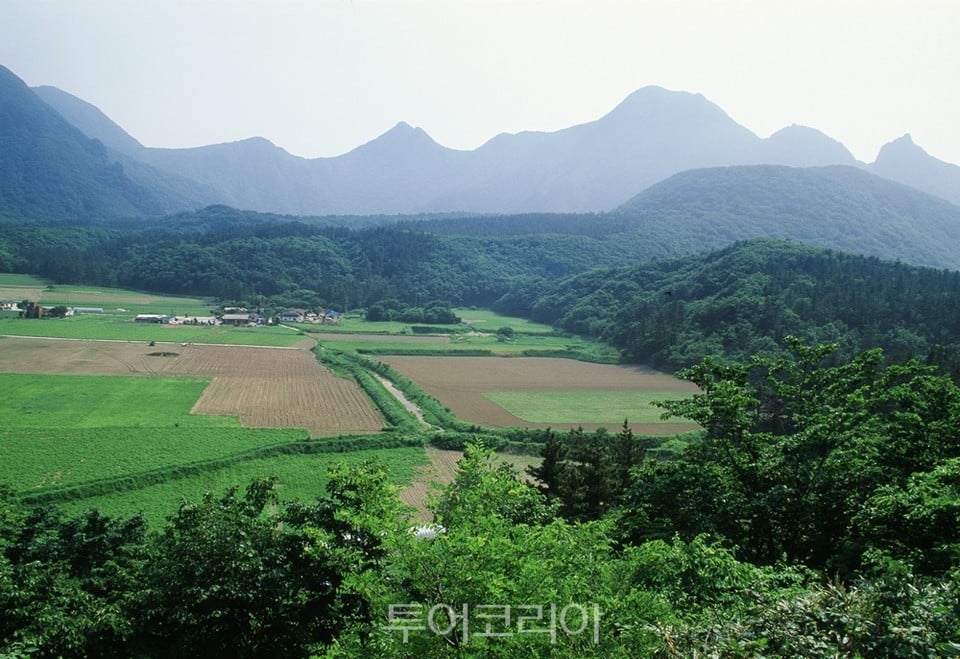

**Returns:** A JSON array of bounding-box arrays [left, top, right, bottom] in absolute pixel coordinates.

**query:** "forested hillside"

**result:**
[[614, 165, 960, 270], [0, 66, 189, 221], [4, 203, 960, 380], [0, 208, 639, 308], [516, 239, 960, 372]]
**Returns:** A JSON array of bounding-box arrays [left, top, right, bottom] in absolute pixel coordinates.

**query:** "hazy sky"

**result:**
[[1, 0, 958, 165]]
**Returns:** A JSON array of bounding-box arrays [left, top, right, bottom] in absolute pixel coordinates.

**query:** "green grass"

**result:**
[[308, 308, 619, 361], [1, 427, 308, 494], [0, 275, 215, 316], [0, 315, 306, 345], [0, 273, 48, 287], [301, 308, 558, 337], [60, 445, 429, 525], [483, 391, 692, 424], [453, 308, 557, 334], [0, 373, 230, 428]]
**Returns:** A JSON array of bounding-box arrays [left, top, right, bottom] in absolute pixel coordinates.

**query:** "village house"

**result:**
[[278, 308, 307, 323], [221, 312, 262, 327], [134, 314, 171, 324]]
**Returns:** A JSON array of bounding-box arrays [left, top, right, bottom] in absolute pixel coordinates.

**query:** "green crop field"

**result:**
[[0, 372, 317, 493], [0, 273, 48, 287], [0, 373, 229, 428], [0, 314, 306, 345], [453, 308, 557, 334], [0, 274, 215, 316], [300, 308, 558, 337], [312, 319, 617, 361], [61, 445, 429, 525], [483, 391, 692, 424], [1, 426, 308, 494]]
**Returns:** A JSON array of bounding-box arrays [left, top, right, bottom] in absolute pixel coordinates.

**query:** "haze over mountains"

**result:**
[[13, 64, 959, 216]]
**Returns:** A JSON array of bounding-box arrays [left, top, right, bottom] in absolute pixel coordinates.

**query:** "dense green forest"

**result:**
[[3, 341, 959, 656], [516, 239, 960, 373]]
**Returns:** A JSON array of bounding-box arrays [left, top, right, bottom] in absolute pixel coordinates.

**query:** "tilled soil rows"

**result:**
[[166, 344, 384, 436]]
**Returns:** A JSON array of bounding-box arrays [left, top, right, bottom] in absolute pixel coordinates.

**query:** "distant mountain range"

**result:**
[[6, 64, 954, 216]]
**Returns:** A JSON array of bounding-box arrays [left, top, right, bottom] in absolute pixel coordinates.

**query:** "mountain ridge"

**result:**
[[0, 65, 194, 221], [9, 64, 960, 215]]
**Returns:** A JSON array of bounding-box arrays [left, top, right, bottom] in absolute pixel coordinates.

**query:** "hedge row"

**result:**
[[313, 346, 420, 431]]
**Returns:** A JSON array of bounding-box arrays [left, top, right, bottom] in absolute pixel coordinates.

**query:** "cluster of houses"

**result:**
[[5, 300, 341, 327], [132, 307, 340, 327], [1, 302, 104, 318], [276, 308, 341, 324], [133, 314, 220, 325]]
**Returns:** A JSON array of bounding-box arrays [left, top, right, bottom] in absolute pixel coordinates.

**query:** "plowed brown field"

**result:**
[[0, 338, 384, 436], [165, 344, 384, 435], [380, 355, 699, 434], [0, 337, 179, 375]]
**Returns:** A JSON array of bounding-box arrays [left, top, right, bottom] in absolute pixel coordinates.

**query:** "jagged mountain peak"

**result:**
[[376, 121, 437, 145], [871, 133, 960, 206], [342, 120, 447, 162], [15, 59, 960, 214], [876, 133, 926, 160]]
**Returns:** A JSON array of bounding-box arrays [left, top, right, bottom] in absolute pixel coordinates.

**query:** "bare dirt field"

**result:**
[[380, 356, 700, 434], [0, 286, 44, 303], [0, 336, 180, 375], [0, 338, 384, 436]]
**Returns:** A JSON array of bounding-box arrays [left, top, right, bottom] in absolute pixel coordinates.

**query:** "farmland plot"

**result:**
[[381, 356, 699, 434], [0, 336, 181, 375], [167, 344, 384, 435], [399, 446, 542, 520], [0, 339, 384, 436]]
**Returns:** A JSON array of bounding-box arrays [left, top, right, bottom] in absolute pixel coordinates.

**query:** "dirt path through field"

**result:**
[[373, 374, 429, 426]]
